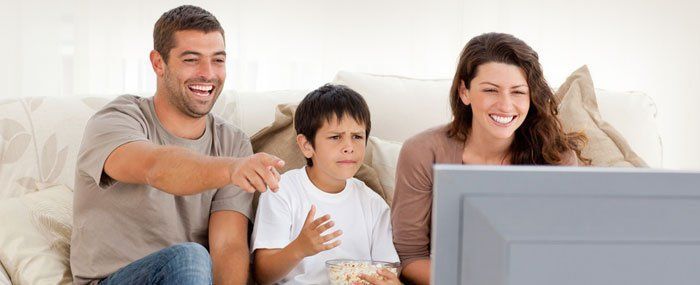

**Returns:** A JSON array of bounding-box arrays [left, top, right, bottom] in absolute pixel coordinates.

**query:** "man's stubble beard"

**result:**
[[162, 66, 221, 119]]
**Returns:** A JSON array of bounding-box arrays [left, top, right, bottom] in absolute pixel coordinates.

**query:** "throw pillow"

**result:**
[[556, 66, 647, 167], [0, 184, 73, 285]]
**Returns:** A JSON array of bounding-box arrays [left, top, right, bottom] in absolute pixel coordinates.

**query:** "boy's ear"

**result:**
[[296, 134, 314, 158]]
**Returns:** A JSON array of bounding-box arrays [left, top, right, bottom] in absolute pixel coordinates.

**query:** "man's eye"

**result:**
[[184, 59, 197, 63], [215, 58, 226, 63]]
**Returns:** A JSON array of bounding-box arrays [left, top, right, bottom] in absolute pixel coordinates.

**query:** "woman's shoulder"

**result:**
[[403, 124, 455, 151], [401, 124, 462, 164]]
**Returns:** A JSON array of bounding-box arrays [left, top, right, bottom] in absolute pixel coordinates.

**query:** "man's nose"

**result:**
[[197, 60, 214, 79]]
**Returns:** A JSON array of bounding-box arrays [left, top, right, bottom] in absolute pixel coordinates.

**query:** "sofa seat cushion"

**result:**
[[0, 184, 73, 285]]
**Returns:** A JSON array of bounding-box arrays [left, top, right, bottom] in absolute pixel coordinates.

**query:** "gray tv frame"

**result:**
[[432, 165, 700, 284]]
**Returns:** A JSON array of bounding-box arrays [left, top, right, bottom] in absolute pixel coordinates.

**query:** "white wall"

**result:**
[[1, 0, 698, 170]]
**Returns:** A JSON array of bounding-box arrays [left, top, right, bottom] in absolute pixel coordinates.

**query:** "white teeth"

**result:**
[[189, 85, 213, 92], [490, 115, 515, 124]]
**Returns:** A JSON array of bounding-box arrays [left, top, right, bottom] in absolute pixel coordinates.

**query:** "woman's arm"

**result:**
[[391, 136, 436, 284], [401, 259, 431, 285]]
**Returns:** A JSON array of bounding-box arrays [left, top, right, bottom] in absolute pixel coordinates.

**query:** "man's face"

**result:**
[[161, 30, 226, 118]]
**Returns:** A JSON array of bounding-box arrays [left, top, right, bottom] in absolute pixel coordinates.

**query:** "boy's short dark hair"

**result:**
[[294, 84, 372, 166], [153, 5, 224, 63]]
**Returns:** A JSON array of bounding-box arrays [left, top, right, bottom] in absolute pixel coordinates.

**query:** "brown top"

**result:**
[[390, 124, 578, 266]]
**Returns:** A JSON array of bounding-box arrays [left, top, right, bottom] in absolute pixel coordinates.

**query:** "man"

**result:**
[[70, 5, 284, 284]]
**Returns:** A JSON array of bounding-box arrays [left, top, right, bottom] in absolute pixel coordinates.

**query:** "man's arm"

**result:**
[[209, 210, 250, 285], [104, 141, 283, 195]]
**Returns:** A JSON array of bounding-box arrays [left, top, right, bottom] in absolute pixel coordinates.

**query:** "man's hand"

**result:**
[[289, 205, 343, 258], [229, 152, 285, 193], [357, 268, 401, 285]]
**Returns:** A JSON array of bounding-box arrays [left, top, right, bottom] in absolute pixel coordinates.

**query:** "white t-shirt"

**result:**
[[252, 167, 399, 284]]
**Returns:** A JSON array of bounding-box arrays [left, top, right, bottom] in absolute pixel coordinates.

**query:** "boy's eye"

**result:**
[[353, 135, 365, 140], [329, 135, 340, 140]]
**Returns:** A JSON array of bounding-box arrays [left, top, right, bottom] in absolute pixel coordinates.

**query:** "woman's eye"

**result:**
[[484, 89, 497, 93]]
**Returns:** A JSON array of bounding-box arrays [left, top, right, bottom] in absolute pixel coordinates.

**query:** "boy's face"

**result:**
[[298, 114, 367, 184]]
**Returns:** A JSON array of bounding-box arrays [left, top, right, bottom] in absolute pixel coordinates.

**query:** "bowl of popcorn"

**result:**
[[326, 259, 400, 285]]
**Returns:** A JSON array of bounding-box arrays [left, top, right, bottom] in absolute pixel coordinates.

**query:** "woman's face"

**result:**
[[460, 62, 530, 142]]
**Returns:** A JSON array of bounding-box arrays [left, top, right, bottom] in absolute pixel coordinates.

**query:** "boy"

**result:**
[[251, 84, 400, 284]]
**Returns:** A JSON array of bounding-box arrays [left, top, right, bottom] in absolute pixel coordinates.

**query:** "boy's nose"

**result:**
[[342, 141, 354, 154]]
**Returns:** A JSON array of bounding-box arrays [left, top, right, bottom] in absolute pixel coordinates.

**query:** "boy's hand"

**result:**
[[290, 205, 342, 258], [229, 152, 284, 193], [357, 268, 401, 285]]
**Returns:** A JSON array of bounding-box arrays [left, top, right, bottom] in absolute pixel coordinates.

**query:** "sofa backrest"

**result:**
[[0, 72, 662, 199]]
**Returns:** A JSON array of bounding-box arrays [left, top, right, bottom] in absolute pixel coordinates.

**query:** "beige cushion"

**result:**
[[555, 66, 647, 167], [0, 184, 73, 285], [250, 103, 388, 201]]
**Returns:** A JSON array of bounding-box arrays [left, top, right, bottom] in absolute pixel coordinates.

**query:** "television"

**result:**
[[432, 165, 700, 285]]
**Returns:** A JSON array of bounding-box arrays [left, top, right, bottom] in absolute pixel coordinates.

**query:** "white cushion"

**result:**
[[0, 184, 73, 285], [333, 71, 452, 142], [333, 71, 662, 167], [228, 90, 309, 136], [368, 136, 403, 203]]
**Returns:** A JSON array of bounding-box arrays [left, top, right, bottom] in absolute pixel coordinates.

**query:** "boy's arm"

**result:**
[[253, 247, 304, 285], [253, 205, 342, 284]]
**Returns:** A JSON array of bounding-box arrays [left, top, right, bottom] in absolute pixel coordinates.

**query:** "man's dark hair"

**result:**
[[294, 84, 372, 166], [153, 5, 224, 63]]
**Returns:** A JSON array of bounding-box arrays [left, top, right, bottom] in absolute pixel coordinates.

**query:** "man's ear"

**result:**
[[459, 80, 471, 106], [296, 134, 314, 159], [150, 50, 166, 77]]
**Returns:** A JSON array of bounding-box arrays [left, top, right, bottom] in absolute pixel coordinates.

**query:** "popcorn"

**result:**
[[326, 259, 399, 285]]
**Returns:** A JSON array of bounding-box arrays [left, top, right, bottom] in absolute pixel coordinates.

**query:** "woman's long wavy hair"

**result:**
[[448, 33, 589, 165]]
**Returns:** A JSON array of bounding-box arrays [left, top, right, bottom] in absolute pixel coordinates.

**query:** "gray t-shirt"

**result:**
[[70, 95, 253, 284]]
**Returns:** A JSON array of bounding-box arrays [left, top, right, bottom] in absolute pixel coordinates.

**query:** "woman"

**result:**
[[391, 32, 588, 284]]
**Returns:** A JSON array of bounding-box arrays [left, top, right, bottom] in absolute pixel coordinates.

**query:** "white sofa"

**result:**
[[0, 70, 662, 284]]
